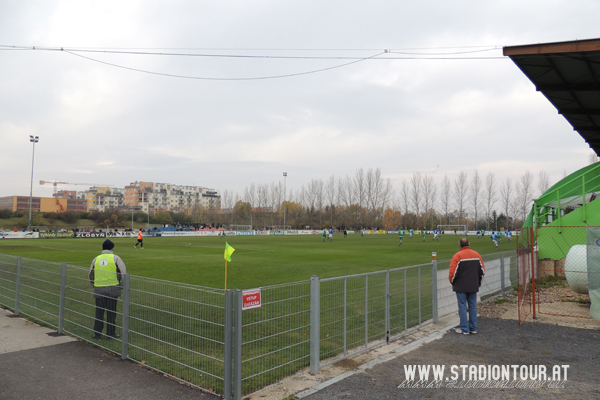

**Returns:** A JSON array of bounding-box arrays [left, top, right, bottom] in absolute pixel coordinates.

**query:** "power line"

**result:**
[[0, 44, 505, 81], [0, 44, 503, 58], [64, 49, 389, 81]]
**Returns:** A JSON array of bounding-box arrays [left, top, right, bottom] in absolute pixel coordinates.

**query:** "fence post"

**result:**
[[224, 290, 233, 400], [418, 266, 422, 326], [234, 289, 243, 400], [404, 269, 407, 331], [343, 278, 347, 356], [310, 275, 320, 375], [121, 274, 130, 360], [500, 251, 505, 297], [58, 263, 67, 334], [385, 271, 390, 343], [432, 253, 438, 324], [364, 275, 369, 348], [15, 257, 21, 316]]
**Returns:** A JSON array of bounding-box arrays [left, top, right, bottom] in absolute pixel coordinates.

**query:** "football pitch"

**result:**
[[0, 233, 511, 289]]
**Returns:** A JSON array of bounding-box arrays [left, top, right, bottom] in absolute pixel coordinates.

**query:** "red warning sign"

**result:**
[[242, 289, 261, 310]]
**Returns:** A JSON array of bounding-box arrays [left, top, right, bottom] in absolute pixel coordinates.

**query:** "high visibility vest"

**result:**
[[93, 254, 119, 287]]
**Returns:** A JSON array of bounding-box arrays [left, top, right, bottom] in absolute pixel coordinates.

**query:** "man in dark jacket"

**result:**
[[89, 239, 127, 339], [449, 237, 485, 334]]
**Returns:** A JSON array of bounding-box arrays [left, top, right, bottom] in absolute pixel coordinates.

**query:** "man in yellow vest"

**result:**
[[89, 239, 127, 339]]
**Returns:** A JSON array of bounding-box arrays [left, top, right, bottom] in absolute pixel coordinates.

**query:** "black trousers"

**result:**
[[93, 296, 118, 336]]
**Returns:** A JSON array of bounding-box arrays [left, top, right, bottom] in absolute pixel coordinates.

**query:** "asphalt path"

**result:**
[[0, 309, 220, 400], [302, 317, 600, 400]]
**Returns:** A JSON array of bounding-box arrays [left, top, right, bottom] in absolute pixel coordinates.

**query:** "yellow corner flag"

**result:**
[[224, 242, 235, 262]]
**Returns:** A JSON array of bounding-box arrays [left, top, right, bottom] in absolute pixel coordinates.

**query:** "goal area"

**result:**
[[437, 224, 467, 234]]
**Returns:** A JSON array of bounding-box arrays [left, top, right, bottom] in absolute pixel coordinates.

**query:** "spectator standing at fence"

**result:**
[[89, 239, 126, 339], [134, 228, 144, 249], [449, 237, 485, 335]]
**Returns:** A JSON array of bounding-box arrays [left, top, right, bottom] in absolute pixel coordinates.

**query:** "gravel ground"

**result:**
[[302, 317, 600, 400]]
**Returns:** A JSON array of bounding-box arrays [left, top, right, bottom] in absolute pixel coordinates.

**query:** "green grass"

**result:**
[[0, 233, 512, 289], [534, 275, 569, 289]]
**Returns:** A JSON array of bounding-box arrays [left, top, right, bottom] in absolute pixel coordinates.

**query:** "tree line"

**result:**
[[214, 167, 560, 231]]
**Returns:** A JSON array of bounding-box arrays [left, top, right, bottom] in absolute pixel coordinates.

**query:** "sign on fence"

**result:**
[[242, 289, 261, 310], [39, 232, 74, 238]]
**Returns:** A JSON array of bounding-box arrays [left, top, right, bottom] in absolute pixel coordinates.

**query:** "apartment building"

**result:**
[[123, 181, 220, 215], [0, 196, 88, 213]]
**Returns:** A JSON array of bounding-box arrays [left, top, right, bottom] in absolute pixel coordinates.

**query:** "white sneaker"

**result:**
[[455, 328, 469, 335]]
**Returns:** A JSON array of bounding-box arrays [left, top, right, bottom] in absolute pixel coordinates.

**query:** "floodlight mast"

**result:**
[[28, 135, 39, 231], [283, 172, 287, 232]]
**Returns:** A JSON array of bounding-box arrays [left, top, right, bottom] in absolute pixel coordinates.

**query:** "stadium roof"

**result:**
[[503, 38, 600, 154]]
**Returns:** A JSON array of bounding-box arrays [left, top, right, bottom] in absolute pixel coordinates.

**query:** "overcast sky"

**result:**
[[1, 1, 599, 201]]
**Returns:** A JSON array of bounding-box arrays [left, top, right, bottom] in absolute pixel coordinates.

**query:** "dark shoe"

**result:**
[[92, 334, 102, 339]]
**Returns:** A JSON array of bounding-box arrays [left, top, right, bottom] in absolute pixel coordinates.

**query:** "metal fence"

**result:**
[[0, 253, 227, 394], [0, 250, 515, 400], [314, 263, 434, 371]]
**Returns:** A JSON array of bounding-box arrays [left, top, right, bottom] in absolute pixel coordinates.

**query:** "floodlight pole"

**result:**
[[283, 172, 287, 231], [28, 135, 39, 230]]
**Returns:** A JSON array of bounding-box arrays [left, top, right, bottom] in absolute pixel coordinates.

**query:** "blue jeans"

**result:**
[[456, 292, 477, 333]]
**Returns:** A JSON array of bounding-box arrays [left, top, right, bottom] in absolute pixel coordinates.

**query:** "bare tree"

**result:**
[[364, 168, 393, 220], [410, 172, 423, 224], [366, 168, 378, 214], [243, 183, 257, 207], [440, 175, 452, 225], [380, 177, 394, 217], [499, 178, 512, 230], [354, 168, 366, 209], [484, 172, 496, 230], [257, 184, 268, 208], [422, 175, 437, 229], [345, 176, 356, 206], [538, 170, 550, 196], [470, 170, 482, 230], [326, 175, 336, 225], [517, 170, 534, 224], [221, 189, 233, 211], [400, 180, 411, 217], [270, 181, 283, 213], [454, 171, 468, 227]]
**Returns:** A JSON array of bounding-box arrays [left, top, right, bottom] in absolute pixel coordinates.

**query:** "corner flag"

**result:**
[[224, 242, 235, 262]]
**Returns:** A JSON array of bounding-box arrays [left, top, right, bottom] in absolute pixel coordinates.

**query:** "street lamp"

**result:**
[[28, 135, 39, 230], [283, 172, 287, 232]]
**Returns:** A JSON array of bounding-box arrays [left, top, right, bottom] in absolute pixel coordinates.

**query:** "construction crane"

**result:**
[[40, 180, 114, 194]]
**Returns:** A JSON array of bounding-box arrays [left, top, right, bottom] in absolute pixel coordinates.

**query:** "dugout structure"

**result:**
[[505, 38, 600, 321]]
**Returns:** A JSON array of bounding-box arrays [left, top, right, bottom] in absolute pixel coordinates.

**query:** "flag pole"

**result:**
[[225, 259, 228, 290]]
